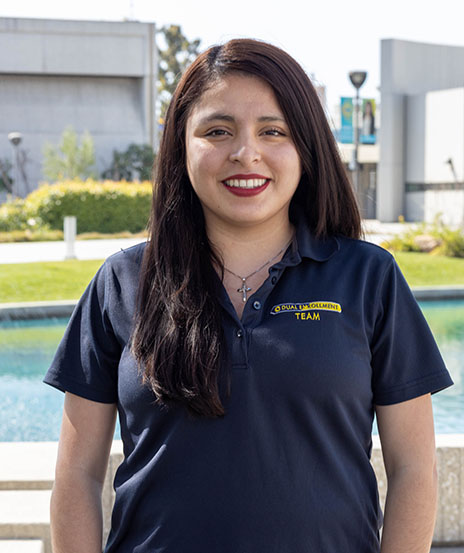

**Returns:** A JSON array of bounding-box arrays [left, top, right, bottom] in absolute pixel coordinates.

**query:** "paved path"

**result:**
[[0, 237, 146, 264], [0, 220, 416, 264]]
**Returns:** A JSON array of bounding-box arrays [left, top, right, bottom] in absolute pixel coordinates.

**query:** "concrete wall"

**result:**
[[371, 434, 464, 545], [378, 39, 464, 222], [425, 88, 464, 183], [404, 88, 464, 224], [0, 438, 463, 549], [406, 190, 464, 225], [405, 93, 426, 184], [103, 436, 464, 546], [0, 17, 157, 196]]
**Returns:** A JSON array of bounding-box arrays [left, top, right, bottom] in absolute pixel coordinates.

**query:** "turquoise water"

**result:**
[[418, 300, 464, 434], [0, 300, 463, 441], [0, 318, 68, 441]]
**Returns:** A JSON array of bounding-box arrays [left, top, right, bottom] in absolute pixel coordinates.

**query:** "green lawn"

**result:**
[[393, 252, 464, 286], [0, 252, 463, 304], [0, 259, 104, 303]]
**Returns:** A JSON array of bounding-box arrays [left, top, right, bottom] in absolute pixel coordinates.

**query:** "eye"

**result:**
[[205, 129, 230, 137], [263, 128, 286, 137]]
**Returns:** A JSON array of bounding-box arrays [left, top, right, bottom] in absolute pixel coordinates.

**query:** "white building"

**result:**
[[0, 17, 158, 197], [378, 39, 464, 225]]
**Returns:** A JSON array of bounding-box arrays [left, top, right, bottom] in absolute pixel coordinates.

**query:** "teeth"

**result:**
[[224, 178, 268, 189]]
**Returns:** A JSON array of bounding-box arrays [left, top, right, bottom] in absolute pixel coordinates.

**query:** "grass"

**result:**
[[1, 252, 463, 304], [393, 252, 464, 286], [0, 259, 104, 303]]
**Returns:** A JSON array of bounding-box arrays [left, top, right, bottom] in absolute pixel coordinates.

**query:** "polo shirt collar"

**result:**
[[286, 209, 340, 265], [294, 223, 340, 262]]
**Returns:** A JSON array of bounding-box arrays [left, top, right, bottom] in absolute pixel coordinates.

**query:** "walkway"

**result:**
[[0, 220, 416, 264]]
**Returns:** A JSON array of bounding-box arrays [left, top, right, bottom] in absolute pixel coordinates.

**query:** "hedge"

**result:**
[[0, 180, 153, 234], [0, 199, 29, 232]]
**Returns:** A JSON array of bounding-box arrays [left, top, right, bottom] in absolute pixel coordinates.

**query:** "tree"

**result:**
[[157, 25, 201, 117], [0, 151, 31, 197], [101, 143, 155, 181], [43, 126, 97, 181], [0, 158, 13, 194]]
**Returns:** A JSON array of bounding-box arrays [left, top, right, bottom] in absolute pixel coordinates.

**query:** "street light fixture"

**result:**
[[348, 71, 367, 194], [8, 132, 23, 198]]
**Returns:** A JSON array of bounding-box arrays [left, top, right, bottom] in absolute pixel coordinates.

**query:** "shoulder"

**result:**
[[105, 241, 147, 267], [103, 241, 147, 278], [91, 241, 147, 304], [335, 236, 395, 268], [329, 237, 401, 296]]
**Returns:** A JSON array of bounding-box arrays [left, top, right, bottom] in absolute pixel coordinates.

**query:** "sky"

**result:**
[[1, 0, 464, 116]]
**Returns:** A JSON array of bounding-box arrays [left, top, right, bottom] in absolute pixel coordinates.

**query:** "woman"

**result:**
[[362, 99, 376, 138], [45, 39, 452, 553]]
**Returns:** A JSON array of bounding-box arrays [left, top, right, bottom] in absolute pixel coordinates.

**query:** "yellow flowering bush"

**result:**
[[21, 179, 152, 234]]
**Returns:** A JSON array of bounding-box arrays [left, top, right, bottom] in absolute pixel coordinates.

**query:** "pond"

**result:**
[[1, 300, 463, 441]]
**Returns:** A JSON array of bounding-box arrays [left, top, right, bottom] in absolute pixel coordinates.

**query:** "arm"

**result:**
[[376, 393, 438, 553], [51, 392, 117, 553]]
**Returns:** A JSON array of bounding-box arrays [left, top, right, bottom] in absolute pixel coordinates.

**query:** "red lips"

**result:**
[[222, 174, 271, 197]]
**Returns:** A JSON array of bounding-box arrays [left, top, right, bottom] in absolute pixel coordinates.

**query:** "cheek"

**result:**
[[275, 149, 302, 183], [186, 142, 219, 183]]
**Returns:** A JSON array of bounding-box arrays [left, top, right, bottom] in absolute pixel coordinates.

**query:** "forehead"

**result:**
[[187, 73, 283, 122]]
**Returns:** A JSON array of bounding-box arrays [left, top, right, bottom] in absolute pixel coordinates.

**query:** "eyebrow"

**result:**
[[197, 113, 287, 125]]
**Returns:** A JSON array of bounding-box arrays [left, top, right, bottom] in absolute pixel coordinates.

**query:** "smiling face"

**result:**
[[185, 73, 302, 234]]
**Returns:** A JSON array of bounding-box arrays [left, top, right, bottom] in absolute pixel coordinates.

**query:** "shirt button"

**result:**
[[271, 276, 277, 284], [236, 329, 243, 338], [253, 301, 261, 310]]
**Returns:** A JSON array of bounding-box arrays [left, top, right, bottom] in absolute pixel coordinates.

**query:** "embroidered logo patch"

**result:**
[[270, 301, 342, 321]]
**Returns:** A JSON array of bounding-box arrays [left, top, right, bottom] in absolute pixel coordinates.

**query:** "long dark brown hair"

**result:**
[[131, 39, 361, 417]]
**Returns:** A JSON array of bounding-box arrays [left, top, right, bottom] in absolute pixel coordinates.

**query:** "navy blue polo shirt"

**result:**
[[44, 217, 453, 553]]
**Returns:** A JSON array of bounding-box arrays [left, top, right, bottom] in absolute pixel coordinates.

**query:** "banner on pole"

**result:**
[[360, 99, 376, 144], [339, 97, 353, 144]]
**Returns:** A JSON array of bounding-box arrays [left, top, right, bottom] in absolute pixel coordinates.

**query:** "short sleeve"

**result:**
[[371, 257, 453, 405], [43, 262, 121, 403]]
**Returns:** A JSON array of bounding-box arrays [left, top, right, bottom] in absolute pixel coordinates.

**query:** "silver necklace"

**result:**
[[224, 237, 293, 303]]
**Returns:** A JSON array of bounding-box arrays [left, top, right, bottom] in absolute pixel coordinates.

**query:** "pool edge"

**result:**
[[0, 301, 77, 320], [2, 286, 464, 320]]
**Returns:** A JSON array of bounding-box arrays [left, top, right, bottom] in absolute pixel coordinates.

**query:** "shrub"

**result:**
[[0, 229, 64, 243], [382, 224, 425, 253], [0, 199, 30, 231], [435, 226, 464, 258], [25, 180, 152, 234], [383, 219, 464, 258]]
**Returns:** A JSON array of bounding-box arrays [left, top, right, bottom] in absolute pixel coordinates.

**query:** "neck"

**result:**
[[206, 215, 294, 276]]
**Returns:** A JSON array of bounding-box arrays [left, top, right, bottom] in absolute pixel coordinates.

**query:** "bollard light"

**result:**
[[64, 216, 77, 260]]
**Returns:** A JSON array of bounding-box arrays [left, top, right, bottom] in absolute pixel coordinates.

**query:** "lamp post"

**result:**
[[348, 71, 367, 193], [8, 132, 23, 198]]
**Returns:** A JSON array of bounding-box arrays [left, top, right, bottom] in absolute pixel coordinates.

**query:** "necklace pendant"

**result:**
[[237, 278, 252, 303]]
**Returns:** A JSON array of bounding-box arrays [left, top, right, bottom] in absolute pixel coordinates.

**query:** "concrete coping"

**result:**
[[1, 438, 464, 547], [0, 441, 122, 489], [2, 437, 464, 486], [0, 301, 77, 321], [413, 285, 464, 300], [0, 443, 57, 490], [0, 287, 463, 320], [0, 490, 51, 524], [0, 540, 44, 553]]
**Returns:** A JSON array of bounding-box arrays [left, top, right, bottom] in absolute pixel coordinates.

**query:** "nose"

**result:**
[[229, 133, 261, 166]]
